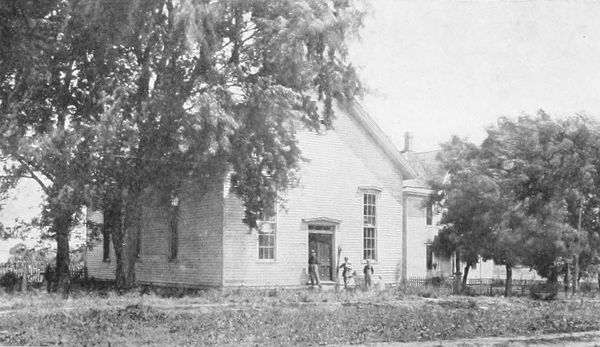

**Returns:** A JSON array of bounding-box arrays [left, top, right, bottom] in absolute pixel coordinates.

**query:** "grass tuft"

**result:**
[[2, 285, 600, 346]]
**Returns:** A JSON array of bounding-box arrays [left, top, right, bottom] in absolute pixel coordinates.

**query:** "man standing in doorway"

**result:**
[[309, 249, 322, 288]]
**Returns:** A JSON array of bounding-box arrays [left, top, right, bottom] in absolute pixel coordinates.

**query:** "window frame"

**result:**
[[257, 203, 277, 261], [135, 226, 142, 259], [169, 196, 179, 261], [426, 244, 434, 270], [102, 228, 111, 262], [362, 191, 379, 261], [426, 202, 433, 226]]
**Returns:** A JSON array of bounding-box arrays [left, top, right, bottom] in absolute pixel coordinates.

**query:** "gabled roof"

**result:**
[[402, 150, 444, 193], [341, 100, 418, 180], [404, 150, 444, 181]]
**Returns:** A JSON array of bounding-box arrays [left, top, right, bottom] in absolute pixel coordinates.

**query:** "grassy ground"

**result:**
[[1, 286, 600, 346]]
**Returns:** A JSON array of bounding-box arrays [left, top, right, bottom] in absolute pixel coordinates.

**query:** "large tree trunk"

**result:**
[[54, 213, 71, 297], [462, 263, 470, 289], [109, 187, 141, 291], [453, 250, 462, 294], [547, 268, 558, 283], [504, 264, 513, 297], [21, 263, 28, 292], [573, 201, 583, 295], [573, 254, 579, 295], [564, 262, 571, 297]]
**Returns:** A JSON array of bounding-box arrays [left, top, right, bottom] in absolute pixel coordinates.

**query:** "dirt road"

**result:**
[[358, 330, 600, 347]]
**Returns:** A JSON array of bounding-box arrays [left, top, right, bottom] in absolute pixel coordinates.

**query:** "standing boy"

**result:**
[[339, 257, 352, 288], [308, 249, 321, 288]]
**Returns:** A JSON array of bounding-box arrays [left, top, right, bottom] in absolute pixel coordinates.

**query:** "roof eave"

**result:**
[[341, 100, 418, 180]]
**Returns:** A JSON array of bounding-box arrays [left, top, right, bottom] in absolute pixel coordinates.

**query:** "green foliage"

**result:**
[[0, 271, 20, 291], [430, 136, 497, 271], [433, 113, 600, 285], [81, 0, 365, 226], [0, 0, 102, 292], [1, 0, 365, 289], [529, 282, 560, 301]]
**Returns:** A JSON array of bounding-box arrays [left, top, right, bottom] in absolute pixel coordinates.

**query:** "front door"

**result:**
[[308, 233, 333, 281]]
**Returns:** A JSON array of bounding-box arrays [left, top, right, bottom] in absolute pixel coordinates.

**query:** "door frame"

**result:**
[[306, 220, 339, 281]]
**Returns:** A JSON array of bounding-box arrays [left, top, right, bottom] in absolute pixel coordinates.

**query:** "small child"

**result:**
[[346, 270, 357, 291], [376, 275, 385, 291]]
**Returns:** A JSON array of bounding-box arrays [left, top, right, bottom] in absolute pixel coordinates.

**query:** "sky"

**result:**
[[351, 0, 600, 152]]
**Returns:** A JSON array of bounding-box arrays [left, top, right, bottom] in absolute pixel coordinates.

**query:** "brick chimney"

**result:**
[[403, 131, 413, 152]]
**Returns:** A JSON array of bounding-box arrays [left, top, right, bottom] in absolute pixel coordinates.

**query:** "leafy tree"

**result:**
[[15, 0, 364, 289], [0, 0, 101, 295], [1, 0, 364, 291], [432, 113, 600, 296], [431, 135, 529, 296], [431, 136, 490, 291], [556, 116, 600, 293], [483, 113, 600, 294]]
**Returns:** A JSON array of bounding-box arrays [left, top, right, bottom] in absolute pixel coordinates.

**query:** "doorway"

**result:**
[[308, 225, 335, 281]]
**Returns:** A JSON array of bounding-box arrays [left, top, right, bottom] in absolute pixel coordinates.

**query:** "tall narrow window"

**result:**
[[363, 193, 377, 260], [426, 203, 433, 226], [426, 244, 433, 270], [169, 195, 179, 260], [102, 228, 111, 262], [135, 227, 141, 258], [258, 204, 276, 260]]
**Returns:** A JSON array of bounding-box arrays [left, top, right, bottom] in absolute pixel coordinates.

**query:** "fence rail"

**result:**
[[0, 264, 85, 284], [406, 276, 551, 296]]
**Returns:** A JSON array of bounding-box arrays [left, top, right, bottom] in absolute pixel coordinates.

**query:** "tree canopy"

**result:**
[[432, 112, 600, 295], [0, 0, 365, 291]]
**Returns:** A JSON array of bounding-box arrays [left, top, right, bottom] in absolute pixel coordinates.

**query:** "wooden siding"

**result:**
[[87, 177, 225, 287], [222, 107, 404, 286], [404, 195, 439, 279], [86, 239, 116, 281], [136, 178, 224, 287], [87, 104, 416, 287]]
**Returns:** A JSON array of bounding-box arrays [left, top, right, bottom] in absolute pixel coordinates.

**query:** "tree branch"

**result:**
[[15, 157, 53, 193]]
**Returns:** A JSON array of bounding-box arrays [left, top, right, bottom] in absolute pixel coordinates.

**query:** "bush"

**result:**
[[529, 282, 560, 301], [579, 281, 596, 293], [0, 272, 22, 293], [71, 267, 87, 282], [393, 283, 452, 298], [425, 276, 446, 286]]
